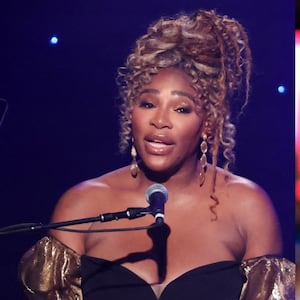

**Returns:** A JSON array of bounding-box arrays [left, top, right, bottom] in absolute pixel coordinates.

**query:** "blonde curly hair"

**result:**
[[117, 9, 251, 175]]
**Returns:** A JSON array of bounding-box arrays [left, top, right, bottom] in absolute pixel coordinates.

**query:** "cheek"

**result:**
[[179, 119, 203, 139], [131, 112, 145, 136]]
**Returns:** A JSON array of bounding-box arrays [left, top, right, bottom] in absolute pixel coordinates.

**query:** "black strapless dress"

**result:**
[[81, 256, 245, 300]]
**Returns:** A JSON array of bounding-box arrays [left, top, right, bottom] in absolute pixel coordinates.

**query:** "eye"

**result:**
[[139, 100, 155, 109], [175, 107, 192, 114]]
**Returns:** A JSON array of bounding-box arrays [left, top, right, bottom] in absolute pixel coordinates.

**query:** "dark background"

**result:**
[[0, 1, 294, 298]]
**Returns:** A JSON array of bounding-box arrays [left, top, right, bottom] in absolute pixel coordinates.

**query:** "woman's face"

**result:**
[[131, 67, 204, 174]]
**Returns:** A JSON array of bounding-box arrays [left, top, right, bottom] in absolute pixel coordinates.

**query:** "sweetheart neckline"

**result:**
[[81, 255, 241, 300]]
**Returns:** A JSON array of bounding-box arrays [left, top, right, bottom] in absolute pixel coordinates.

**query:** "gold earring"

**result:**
[[199, 134, 208, 186], [130, 142, 138, 178]]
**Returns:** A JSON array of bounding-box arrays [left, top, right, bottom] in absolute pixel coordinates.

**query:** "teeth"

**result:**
[[149, 141, 170, 148], [147, 139, 162, 143], [149, 142, 166, 148], [150, 141, 162, 145], [146, 137, 172, 145]]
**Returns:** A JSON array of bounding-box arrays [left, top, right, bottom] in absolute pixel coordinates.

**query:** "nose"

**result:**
[[150, 109, 172, 129]]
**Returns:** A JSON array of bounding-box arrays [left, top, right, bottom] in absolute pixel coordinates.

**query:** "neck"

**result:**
[[137, 159, 200, 189]]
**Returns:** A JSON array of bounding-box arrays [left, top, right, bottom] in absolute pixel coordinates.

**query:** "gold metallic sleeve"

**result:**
[[240, 255, 295, 300], [18, 236, 82, 300], [19, 238, 295, 300]]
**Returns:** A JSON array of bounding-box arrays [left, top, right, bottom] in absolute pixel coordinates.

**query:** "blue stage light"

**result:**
[[49, 35, 59, 45], [277, 85, 286, 94]]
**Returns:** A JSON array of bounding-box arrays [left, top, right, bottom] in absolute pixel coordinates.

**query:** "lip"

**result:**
[[145, 134, 174, 145], [144, 134, 175, 155]]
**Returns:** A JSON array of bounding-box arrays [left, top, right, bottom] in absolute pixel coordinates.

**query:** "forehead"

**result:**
[[144, 68, 195, 93]]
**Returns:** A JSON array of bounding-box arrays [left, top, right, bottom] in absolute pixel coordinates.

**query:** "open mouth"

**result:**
[[145, 135, 174, 146], [144, 135, 174, 154]]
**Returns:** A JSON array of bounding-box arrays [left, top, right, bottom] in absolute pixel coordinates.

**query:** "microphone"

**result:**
[[99, 207, 148, 222], [145, 184, 168, 224]]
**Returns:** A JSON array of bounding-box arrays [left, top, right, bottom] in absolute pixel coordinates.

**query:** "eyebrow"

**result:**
[[171, 90, 195, 101], [140, 89, 160, 95], [140, 89, 195, 101]]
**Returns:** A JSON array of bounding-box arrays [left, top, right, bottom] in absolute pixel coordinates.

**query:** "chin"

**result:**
[[141, 157, 170, 170], [140, 160, 178, 178]]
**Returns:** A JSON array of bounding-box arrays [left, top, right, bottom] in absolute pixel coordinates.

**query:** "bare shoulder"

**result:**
[[50, 178, 109, 221], [222, 172, 272, 206], [218, 171, 282, 259], [221, 172, 277, 221], [49, 166, 131, 253], [51, 166, 131, 222]]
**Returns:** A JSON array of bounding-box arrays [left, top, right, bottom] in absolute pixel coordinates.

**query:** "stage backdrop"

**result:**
[[0, 1, 294, 299]]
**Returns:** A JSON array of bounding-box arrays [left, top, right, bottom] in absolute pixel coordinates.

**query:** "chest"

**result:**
[[83, 213, 244, 298], [84, 206, 244, 263]]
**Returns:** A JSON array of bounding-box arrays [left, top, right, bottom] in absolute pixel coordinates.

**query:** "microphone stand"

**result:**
[[0, 206, 155, 236]]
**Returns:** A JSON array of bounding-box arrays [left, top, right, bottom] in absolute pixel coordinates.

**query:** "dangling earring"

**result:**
[[130, 140, 138, 178], [199, 134, 208, 186]]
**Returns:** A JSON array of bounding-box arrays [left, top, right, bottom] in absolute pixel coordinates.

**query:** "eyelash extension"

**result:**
[[139, 101, 155, 108], [138, 100, 192, 113], [175, 107, 192, 113]]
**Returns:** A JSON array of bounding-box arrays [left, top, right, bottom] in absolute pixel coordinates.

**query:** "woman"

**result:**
[[19, 9, 294, 299]]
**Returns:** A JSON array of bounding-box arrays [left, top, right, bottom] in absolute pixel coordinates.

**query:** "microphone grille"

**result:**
[[145, 183, 168, 203]]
